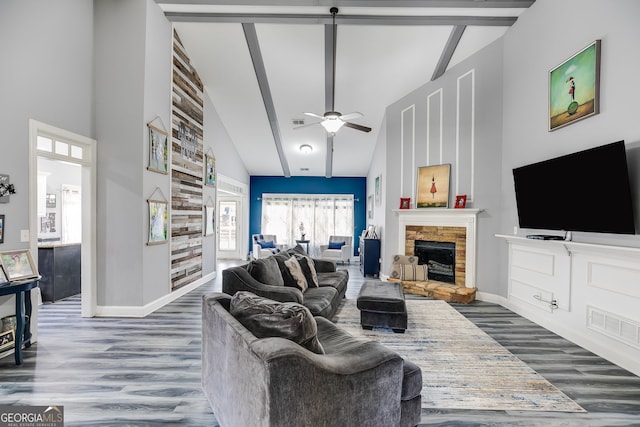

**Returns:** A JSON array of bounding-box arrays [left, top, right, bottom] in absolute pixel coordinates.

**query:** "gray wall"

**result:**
[[373, 0, 640, 299], [1, 0, 248, 315], [0, 0, 94, 248], [380, 39, 505, 295]]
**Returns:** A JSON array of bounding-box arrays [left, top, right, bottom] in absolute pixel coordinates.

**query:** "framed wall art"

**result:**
[[416, 164, 450, 208], [0, 249, 39, 281], [205, 150, 216, 187], [147, 118, 169, 174], [0, 265, 8, 284], [374, 175, 381, 206], [147, 187, 168, 245], [0, 328, 14, 352], [549, 40, 600, 131], [367, 195, 373, 219]]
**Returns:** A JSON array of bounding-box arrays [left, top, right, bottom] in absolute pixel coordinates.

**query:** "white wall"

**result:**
[[501, 0, 640, 248]]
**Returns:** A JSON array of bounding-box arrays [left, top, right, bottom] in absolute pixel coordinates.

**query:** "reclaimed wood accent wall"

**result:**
[[171, 30, 204, 291]]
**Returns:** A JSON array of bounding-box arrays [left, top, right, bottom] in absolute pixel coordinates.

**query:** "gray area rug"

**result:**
[[333, 299, 586, 413]]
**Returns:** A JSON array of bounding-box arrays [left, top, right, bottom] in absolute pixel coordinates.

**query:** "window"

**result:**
[[261, 194, 354, 255]]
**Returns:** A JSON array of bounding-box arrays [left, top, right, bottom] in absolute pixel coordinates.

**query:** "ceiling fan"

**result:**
[[296, 7, 372, 135]]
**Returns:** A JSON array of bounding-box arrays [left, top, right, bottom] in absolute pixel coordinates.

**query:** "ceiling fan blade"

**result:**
[[304, 112, 325, 120], [339, 112, 363, 121], [294, 121, 322, 130], [344, 122, 372, 133]]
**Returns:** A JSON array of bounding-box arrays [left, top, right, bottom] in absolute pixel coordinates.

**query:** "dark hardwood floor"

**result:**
[[1, 259, 639, 426]]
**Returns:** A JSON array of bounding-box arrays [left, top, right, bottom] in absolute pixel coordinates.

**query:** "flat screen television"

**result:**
[[512, 140, 636, 235]]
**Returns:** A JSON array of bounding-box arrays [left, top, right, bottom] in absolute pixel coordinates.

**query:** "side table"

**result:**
[[295, 239, 311, 254], [0, 276, 40, 365]]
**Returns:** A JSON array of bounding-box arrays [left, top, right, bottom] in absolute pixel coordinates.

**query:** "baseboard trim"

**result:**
[[95, 271, 216, 318]]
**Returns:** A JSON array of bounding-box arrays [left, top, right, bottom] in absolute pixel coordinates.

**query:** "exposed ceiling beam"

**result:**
[[242, 23, 291, 177], [157, 1, 535, 9], [431, 25, 465, 80], [325, 136, 334, 179], [324, 20, 335, 178], [165, 13, 517, 26]]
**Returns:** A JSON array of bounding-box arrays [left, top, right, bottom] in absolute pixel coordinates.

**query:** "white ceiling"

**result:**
[[156, 1, 535, 178]]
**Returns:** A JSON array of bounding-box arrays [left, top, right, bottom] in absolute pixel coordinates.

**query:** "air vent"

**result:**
[[292, 118, 305, 126], [300, 168, 309, 171]]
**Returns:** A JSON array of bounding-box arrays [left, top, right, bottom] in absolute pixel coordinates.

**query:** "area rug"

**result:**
[[333, 299, 586, 412]]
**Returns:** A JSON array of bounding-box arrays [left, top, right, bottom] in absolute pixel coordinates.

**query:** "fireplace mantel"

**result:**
[[394, 209, 482, 288]]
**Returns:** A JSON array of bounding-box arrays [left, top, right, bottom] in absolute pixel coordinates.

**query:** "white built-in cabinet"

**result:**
[[497, 235, 640, 377]]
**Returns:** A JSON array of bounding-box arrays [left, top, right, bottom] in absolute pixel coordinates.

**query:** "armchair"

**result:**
[[319, 235, 353, 265], [252, 234, 283, 259]]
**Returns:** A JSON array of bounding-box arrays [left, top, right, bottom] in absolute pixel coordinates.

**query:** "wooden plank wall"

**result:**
[[171, 30, 204, 291]]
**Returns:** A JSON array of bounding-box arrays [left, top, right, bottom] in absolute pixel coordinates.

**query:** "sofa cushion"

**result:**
[[248, 257, 284, 286], [400, 264, 428, 281], [316, 271, 348, 296], [295, 254, 319, 288], [284, 256, 308, 292], [301, 286, 339, 319], [229, 291, 324, 354], [328, 241, 345, 250]]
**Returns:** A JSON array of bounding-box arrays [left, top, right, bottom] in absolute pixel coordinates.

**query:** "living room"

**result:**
[[2, 0, 640, 425]]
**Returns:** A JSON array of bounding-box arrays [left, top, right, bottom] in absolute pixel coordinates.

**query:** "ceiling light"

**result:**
[[299, 144, 313, 154], [320, 115, 345, 134]]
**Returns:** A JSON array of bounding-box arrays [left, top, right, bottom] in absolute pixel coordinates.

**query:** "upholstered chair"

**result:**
[[252, 234, 283, 259], [319, 235, 353, 265]]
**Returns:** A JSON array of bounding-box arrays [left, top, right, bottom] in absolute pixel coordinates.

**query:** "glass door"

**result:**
[[218, 198, 242, 259]]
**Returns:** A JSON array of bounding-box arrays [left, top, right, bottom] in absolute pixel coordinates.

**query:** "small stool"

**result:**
[[357, 281, 407, 333]]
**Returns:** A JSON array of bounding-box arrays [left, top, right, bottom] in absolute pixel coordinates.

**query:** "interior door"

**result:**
[[217, 197, 242, 259]]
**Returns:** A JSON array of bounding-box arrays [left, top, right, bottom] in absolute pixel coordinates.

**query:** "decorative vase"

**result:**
[[301, 234, 306, 240]]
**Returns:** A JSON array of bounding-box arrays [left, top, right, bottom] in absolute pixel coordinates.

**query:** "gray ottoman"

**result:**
[[357, 281, 407, 333]]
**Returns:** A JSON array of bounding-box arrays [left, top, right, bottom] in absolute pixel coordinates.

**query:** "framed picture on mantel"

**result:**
[[416, 164, 450, 208]]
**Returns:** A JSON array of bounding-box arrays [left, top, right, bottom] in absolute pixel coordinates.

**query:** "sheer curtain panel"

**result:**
[[261, 194, 354, 256]]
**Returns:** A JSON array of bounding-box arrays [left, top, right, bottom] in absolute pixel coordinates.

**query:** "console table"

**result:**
[[0, 277, 40, 365]]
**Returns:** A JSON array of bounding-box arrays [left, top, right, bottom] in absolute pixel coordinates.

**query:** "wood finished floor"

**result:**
[[1, 260, 640, 426]]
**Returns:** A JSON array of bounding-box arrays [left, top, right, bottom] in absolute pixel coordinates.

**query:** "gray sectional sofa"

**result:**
[[202, 292, 422, 427], [222, 245, 348, 320]]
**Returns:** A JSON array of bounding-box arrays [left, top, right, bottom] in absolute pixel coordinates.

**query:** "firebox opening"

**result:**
[[414, 240, 455, 284]]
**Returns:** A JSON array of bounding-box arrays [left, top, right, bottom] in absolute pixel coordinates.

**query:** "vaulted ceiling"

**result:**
[[155, 1, 535, 178]]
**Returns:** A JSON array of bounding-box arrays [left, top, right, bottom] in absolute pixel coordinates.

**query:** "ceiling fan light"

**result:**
[[321, 117, 345, 134]]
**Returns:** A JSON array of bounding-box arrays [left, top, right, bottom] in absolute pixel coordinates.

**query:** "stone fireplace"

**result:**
[[395, 209, 480, 289]]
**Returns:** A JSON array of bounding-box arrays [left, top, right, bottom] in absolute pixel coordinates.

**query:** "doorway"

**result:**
[[217, 175, 248, 261], [29, 120, 96, 317]]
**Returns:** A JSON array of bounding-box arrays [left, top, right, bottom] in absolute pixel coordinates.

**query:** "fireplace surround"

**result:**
[[394, 209, 481, 289]]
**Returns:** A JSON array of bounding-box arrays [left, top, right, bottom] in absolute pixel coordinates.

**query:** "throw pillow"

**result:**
[[284, 256, 308, 292], [389, 255, 420, 279], [400, 264, 429, 281], [328, 241, 345, 250], [392, 254, 419, 265], [288, 244, 307, 256], [257, 240, 275, 249], [248, 257, 284, 286], [230, 291, 324, 354], [294, 254, 319, 288], [272, 252, 299, 288]]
